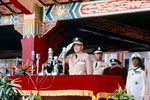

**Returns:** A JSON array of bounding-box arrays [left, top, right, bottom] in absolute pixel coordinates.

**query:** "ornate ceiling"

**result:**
[[0, 0, 22, 15], [0, 0, 89, 15], [39, 0, 84, 5], [39, 0, 69, 5], [0, 0, 150, 58]]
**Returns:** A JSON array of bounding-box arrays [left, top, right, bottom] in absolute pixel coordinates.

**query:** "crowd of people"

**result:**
[[58, 37, 149, 100]]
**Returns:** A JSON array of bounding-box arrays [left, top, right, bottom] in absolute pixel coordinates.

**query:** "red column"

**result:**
[[21, 35, 46, 73], [21, 26, 70, 73]]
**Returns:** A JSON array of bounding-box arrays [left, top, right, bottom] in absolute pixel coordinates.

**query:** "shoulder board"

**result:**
[[140, 67, 145, 71], [128, 68, 133, 71]]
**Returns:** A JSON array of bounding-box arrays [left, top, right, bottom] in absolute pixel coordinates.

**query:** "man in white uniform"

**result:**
[[92, 47, 109, 75], [126, 53, 146, 100]]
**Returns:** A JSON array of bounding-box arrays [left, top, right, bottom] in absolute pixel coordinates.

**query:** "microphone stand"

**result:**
[[53, 56, 58, 75], [48, 48, 53, 64], [36, 54, 40, 75], [31, 51, 35, 75], [47, 48, 53, 75], [61, 47, 66, 75]]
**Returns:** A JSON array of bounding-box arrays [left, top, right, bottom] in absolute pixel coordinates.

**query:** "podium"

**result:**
[[9, 75, 125, 100]]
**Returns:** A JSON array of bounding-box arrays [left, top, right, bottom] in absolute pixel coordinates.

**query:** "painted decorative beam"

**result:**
[[45, 0, 150, 21], [85, 18, 150, 41], [0, 14, 24, 26], [14, 21, 58, 38]]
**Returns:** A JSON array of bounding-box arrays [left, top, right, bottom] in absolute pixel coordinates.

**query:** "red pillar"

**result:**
[[20, 25, 70, 74], [21, 35, 46, 73]]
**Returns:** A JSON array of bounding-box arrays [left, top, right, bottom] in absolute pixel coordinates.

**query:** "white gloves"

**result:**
[[66, 43, 74, 52]]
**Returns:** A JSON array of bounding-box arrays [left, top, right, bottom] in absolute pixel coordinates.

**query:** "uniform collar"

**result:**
[[96, 60, 104, 62], [133, 66, 140, 71], [75, 51, 83, 55]]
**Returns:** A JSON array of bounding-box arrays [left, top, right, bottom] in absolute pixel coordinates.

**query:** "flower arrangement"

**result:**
[[7, 59, 34, 76], [0, 73, 22, 100], [107, 85, 133, 100]]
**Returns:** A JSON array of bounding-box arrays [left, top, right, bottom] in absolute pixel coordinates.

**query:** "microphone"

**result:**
[[31, 51, 35, 61], [48, 48, 53, 63], [36, 54, 40, 59], [55, 56, 58, 64], [36, 54, 40, 75], [61, 47, 66, 75], [62, 47, 66, 59], [31, 51, 35, 75], [53, 56, 58, 75], [53, 56, 58, 65], [66, 43, 74, 52]]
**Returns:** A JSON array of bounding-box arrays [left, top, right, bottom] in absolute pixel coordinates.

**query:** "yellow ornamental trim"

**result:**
[[21, 90, 93, 97]]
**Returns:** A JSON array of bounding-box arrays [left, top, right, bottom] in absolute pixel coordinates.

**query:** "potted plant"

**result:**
[[0, 74, 22, 100], [106, 85, 133, 100]]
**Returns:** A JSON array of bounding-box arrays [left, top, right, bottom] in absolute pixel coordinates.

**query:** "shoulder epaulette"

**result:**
[[128, 68, 133, 71], [101, 60, 104, 62]]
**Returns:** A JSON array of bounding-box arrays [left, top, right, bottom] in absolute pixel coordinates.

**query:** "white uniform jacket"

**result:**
[[126, 67, 146, 100]]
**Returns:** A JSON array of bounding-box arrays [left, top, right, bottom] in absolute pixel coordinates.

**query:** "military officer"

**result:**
[[58, 37, 93, 75], [126, 53, 146, 100], [110, 58, 128, 84], [110, 58, 123, 68], [92, 47, 109, 75], [109, 58, 124, 76]]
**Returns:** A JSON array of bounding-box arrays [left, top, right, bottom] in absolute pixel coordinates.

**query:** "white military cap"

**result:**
[[131, 52, 141, 60]]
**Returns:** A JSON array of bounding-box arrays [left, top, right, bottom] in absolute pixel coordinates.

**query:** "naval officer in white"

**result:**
[[126, 53, 146, 100]]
